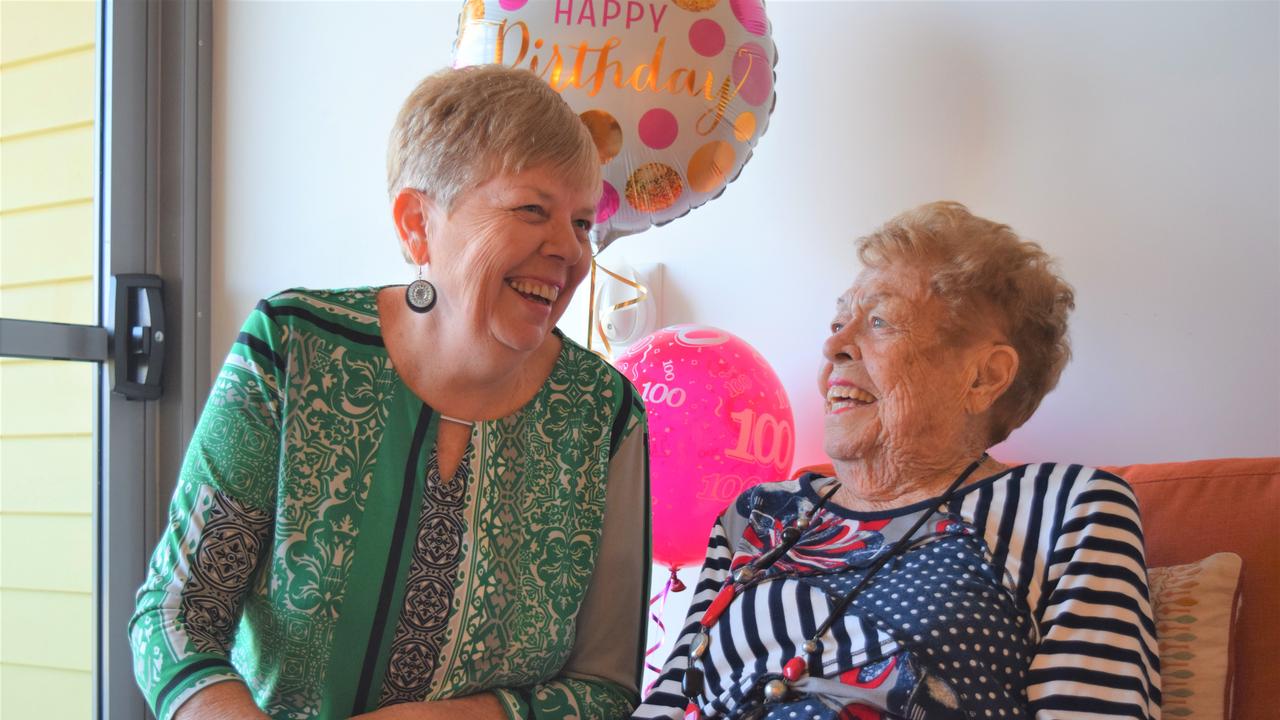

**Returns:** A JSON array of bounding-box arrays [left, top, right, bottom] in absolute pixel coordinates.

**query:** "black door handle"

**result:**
[[112, 274, 166, 400]]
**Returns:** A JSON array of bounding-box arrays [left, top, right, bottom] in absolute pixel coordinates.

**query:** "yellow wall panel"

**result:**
[[0, 513, 92, 593], [0, 47, 96, 138], [0, 125, 94, 212], [0, 589, 92, 670], [0, 435, 93, 514], [0, 663, 92, 719], [0, 276, 95, 324], [0, 1, 96, 66], [0, 359, 95, 436], [0, 201, 95, 285]]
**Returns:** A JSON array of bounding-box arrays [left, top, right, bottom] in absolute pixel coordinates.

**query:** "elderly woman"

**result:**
[[636, 202, 1159, 719], [130, 65, 648, 720]]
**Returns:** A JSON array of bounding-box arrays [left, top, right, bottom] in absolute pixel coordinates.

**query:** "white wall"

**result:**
[[214, 0, 1280, 690]]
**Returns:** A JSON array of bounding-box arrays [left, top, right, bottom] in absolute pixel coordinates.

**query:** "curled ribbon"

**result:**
[[586, 256, 649, 358], [644, 567, 684, 696]]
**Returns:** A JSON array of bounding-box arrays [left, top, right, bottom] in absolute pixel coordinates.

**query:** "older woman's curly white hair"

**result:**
[[857, 201, 1076, 444]]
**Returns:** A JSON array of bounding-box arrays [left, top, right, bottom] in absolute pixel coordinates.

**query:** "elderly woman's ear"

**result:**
[[393, 188, 433, 265], [965, 342, 1019, 416]]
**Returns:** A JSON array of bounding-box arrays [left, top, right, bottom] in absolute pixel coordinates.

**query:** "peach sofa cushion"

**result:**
[[1147, 552, 1242, 719]]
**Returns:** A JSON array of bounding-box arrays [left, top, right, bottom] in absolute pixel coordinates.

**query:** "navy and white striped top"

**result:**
[[634, 463, 1161, 719]]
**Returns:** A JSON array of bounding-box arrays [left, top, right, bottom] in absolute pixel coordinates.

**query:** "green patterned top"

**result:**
[[130, 288, 650, 720]]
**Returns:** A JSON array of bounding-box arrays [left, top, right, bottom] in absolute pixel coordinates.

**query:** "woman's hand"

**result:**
[[172, 681, 271, 720], [349, 692, 506, 720]]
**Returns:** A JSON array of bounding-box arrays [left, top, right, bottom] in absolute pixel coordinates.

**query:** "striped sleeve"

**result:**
[[128, 300, 286, 720], [1027, 469, 1161, 719], [631, 502, 738, 718]]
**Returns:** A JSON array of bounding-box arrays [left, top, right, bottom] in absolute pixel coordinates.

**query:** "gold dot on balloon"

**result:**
[[625, 162, 684, 212], [686, 141, 736, 194], [733, 111, 757, 142], [672, 0, 720, 11], [579, 109, 623, 164]]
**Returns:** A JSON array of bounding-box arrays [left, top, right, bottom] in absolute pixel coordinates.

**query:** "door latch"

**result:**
[[112, 274, 166, 400]]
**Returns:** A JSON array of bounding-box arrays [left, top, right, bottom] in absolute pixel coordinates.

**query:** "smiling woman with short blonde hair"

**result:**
[[131, 65, 648, 720]]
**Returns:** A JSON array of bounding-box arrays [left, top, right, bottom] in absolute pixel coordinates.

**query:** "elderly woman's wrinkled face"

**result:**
[[425, 165, 598, 353], [819, 264, 983, 465]]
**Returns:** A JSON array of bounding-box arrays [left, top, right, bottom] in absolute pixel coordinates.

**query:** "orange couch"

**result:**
[[1106, 457, 1279, 719], [795, 456, 1280, 718]]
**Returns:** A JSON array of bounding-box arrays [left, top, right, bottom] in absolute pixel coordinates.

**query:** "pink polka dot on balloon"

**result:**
[[731, 42, 772, 106], [688, 19, 725, 57], [730, 0, 767, 35], [499, 0, 528, 9], [638, 108, 679, 150], [596, 181, 619, 223]]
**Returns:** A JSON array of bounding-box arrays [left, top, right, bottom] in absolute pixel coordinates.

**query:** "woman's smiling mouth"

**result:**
[[507, 278, 560, 306], [826, 382, 877, 413]]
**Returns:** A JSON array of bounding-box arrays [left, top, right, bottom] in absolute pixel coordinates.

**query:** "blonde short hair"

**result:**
[[857, 201, 1076, 444], [387, 65, 600, 216]]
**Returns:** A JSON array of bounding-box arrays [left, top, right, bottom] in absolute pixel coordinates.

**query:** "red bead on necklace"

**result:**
[[782, 656, 807, 682], [700, 585, 737, 627]]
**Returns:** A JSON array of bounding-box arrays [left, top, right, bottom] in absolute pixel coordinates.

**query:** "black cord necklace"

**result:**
[[680, 453, 990, 716]]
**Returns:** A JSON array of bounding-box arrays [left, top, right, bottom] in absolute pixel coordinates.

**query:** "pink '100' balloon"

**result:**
[[615, 324, 794, 570], [452, 0, 777, 253]]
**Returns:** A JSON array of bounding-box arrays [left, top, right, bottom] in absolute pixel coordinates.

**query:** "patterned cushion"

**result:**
[[1148, 552, 1242, 719]]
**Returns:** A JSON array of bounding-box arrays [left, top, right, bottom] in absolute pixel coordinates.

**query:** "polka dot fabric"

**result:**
[[453, 0, 778, 252], [726, 516, 1035, 718]]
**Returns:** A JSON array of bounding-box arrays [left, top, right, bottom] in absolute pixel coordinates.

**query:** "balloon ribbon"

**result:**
[[644, 567, 685, 696], [587, 257, 649, 358]]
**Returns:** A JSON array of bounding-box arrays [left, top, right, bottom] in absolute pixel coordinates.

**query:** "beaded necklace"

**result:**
[[680, 454, 990, 717]]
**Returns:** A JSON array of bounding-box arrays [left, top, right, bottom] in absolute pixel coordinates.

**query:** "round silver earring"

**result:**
[[405, 266, 437, 313]]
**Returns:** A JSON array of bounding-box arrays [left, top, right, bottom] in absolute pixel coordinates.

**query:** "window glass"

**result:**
[[0, 358, 96, 719], [0, 3, 99, 717], [0, 0, 98, 325]]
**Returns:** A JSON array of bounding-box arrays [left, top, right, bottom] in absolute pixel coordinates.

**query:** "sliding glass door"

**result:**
[[0, 2, 211, 717]]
